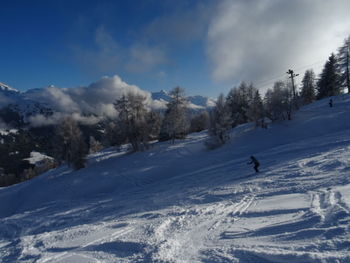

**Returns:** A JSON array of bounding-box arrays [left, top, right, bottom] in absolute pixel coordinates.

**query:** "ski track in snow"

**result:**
[[2, 95, 350, 262]]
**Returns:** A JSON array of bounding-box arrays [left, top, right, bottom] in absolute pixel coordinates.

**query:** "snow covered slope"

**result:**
[[1, 95, 350, 262]]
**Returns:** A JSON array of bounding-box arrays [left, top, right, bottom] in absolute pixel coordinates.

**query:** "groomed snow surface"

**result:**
[[1, 95, 350, 262]]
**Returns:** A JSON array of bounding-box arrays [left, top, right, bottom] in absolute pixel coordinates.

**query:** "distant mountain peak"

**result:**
[[0, 82, 19, 93]]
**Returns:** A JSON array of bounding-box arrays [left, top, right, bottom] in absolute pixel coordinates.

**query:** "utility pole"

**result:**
[[287, 69, 299, 108], [286, 69, 299, 99], [346, 45, 350, 93]]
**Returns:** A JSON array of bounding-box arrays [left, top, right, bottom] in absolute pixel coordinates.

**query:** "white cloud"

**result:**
[[207, 0, 350, 89], [126, 44, 167, 73], [72, 26, 123, 74], [28, 112, 101, 127], [27, 75, 153, 126]]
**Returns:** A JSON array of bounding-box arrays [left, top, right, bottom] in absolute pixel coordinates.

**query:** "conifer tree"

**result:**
[[317, 53, 341, 99], [300, 69, 316, 104], [336, 36, 350, 93]]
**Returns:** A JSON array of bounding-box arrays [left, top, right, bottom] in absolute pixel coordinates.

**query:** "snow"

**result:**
[[24, 152, 54, 165], [1, 95, 350, 262], [0, 129, 18, 136], [0, 82, 19, 93]]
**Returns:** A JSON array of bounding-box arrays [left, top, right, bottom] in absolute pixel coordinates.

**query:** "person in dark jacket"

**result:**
[[248, 156, 260, 173], [329, 98, 333, 107]]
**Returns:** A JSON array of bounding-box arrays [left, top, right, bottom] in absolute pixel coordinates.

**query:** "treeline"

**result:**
[[0, 35, 349, 186], [0, 86, 201, 185], [206, 35, 350, 147]]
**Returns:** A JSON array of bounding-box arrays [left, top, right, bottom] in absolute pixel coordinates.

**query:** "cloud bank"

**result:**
[[207, 0, 350, 88], [27, 75, 153, 126]]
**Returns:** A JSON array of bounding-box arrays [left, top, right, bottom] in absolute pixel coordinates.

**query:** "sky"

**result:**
[[1, 0, 350, 97]]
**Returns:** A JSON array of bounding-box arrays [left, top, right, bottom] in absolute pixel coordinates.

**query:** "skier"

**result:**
[[248, 156, 260, 173], [329, 98, 333, 108]]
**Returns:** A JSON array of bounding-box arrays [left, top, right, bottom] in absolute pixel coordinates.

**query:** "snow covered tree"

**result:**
[[114, 93, 150, 151], [317, 53, 341, 99], [160, 86, 189, 143], [300, 69, 316, 105], [56, 117, 87, 170], [336, 36, 350, 93], [206, 94, 232, 148]]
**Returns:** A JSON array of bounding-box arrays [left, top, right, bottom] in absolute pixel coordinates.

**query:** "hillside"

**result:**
[[1, 94, 350, 262]]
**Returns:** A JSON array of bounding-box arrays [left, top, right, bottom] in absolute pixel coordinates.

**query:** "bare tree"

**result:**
[[160, 86, 189, 143], [206, 94, 232, 149], [190, 111, 209, 133], [264, 81, 293, 121], [56, 117, 87, 170], [246, 89, 264, 127], [114, 93, 149, 151]]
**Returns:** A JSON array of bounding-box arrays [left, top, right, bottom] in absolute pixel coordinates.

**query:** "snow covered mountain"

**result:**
[[151, 89, 215, 109], [0, 80, 214, 127], [0, 83, 53, 125], [0, 82, 19, 93], [1, 94, 350, 262]]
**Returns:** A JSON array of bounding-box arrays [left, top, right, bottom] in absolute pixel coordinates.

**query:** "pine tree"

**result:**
[[160, 87, 189, 143], [317, 53, 341, 99], [336, 36, 350, 93], [56, 117, 87, 170], [300, 69, 316, 104]]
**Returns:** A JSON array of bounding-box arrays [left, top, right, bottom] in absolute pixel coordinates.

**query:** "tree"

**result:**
[[264, 81, 293, 121], [300, 69, 316, 104], [246, 89, 264, 127], [317, 53, 341, 99], [160, 87, 189, 143], [56, 117, 87, 170], [226, 82, 257, 126], [190, 111, 209, 133], [206, 94, 232, 148], [89, 136, 102, 154], [114, 93, 150, 151], [337, 36, 350, 93], [145, 110, 162, 141]]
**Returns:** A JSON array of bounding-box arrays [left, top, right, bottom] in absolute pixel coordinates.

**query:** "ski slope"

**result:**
[[1, 95, 350, 262]]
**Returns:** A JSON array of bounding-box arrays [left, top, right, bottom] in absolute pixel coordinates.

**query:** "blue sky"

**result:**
[[1, 0, 350, 97]]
